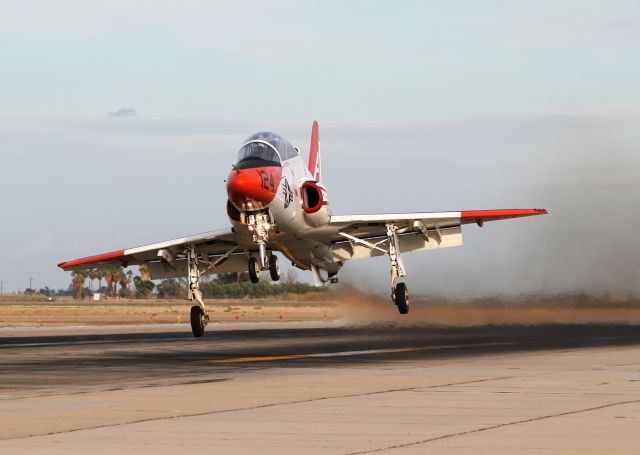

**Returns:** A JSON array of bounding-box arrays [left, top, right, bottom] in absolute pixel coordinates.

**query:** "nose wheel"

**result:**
[[269, 254, 280, 281], [393, 282, 409, 314], [248, 254, 280, 283], [248, 256, 260, 283]]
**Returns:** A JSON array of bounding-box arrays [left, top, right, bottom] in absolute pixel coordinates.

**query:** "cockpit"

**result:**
[[236, 131, 299, 169]]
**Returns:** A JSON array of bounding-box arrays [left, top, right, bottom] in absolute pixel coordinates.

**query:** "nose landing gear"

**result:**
[[245, 210, 280, 283], [247, 253, 280, 283]]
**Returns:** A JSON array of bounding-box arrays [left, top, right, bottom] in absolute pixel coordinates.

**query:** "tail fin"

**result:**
[[308, 120, 321, 182]]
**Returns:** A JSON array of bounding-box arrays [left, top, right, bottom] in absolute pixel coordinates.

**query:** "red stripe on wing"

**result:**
[[58, 250, 126, 270]]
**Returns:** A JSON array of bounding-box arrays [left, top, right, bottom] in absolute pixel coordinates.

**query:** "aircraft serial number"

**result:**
[[257, 169, 275, 191]]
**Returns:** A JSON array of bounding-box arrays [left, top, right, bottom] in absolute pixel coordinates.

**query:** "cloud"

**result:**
[[108, 108, 137, 119]]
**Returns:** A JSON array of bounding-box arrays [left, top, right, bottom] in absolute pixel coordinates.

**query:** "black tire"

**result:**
[[269, 255, 280, 281], [190, 305, 205, 337], [248, 257, 260, 284], [394, 283, 409, 315]]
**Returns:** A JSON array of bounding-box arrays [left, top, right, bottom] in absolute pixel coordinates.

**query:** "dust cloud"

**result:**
[[333, 287, 640, 327], [331, 114, 640, 298]]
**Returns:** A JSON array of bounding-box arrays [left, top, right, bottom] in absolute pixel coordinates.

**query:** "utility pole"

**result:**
[[1, 280, 3, 294], [29, 275, 34, 292]]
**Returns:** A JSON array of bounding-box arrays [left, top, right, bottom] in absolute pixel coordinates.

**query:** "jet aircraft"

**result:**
[[59, 121, 547, 336]]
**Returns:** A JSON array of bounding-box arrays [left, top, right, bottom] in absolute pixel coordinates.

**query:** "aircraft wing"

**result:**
[[330, 208, 547, 232], [328, 208, 547, 261], [58, 228, 250, 279]]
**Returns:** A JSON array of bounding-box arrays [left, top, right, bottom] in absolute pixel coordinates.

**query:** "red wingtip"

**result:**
[[58, 250, 126, 270], [461, 208, 547, 218]]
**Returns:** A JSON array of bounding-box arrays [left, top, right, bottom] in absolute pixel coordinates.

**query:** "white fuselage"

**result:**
[[226, 140, 337, 278]]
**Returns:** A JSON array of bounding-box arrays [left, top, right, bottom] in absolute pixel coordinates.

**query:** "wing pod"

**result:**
[[301, 180, 331, 227]]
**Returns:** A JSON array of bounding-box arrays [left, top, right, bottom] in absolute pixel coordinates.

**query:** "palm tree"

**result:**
[[71, 271, 87, 300], [88, 269, 97, 292], [104, 269, 113, 298], [96, 269, 104, 293], [118, 269, 128, 296], [109, 267, 125, 297]]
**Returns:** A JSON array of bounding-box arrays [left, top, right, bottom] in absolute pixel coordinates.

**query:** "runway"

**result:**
[[2, 322, 640, 453]]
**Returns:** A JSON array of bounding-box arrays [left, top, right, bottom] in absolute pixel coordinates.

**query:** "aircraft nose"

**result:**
[[227, 167, 281, 210]]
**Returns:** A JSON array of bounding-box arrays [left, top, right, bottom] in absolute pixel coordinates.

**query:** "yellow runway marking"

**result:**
[[206, 355, 305, 363], [197, 343, 514, 364]]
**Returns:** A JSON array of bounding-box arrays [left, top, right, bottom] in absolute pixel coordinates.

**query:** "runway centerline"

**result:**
[[198, 342, 516, 363]]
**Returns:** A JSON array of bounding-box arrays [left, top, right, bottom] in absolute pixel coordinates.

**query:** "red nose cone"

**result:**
[[227, 166, 281, 210]]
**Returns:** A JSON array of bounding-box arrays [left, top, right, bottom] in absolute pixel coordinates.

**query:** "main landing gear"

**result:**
[[338, 223, 410, 314], [183, 243, 241, 337], [386, 223, 410, 315], [187, 245, 209, 337]]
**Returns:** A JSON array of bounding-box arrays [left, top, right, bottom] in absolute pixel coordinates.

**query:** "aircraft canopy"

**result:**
[[237, 131, 298, 167]]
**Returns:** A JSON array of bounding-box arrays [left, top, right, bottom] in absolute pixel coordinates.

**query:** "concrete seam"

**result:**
[[345, 398, 640, 454], [0, 376, 510, 441]]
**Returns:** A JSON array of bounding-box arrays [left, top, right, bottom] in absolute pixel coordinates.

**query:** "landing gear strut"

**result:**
[[387, 223, 410, 314], [187, 245, 209, 337]]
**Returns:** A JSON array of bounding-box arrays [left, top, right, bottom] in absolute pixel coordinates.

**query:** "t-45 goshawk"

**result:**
[[59, 121, 547, 336]]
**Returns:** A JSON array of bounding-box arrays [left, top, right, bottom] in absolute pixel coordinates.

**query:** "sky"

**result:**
[[1, 1, 639, 296]]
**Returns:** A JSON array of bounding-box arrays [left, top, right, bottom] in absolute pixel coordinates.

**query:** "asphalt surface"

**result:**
[[2, 322, 640, 453], [2, 323, 640, 395]]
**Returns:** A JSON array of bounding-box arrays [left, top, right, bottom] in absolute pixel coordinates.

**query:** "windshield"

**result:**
[[237, 131, 298, 166], [237, 141, 280, 166], [244, 132, 284, 153]]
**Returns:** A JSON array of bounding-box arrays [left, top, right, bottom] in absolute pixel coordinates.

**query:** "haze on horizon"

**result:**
[[1, 1, 639, 296]]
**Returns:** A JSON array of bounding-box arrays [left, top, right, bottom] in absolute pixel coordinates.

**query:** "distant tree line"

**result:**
[[156, 270, 321, 299], [69, 265, 153, 300], [63, 267, 320, 300]]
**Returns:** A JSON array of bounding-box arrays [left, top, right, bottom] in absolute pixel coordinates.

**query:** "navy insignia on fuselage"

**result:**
[[282, 178, 294, 209]]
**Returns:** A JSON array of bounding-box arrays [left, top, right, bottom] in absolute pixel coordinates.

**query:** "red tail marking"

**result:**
[[308, 120, 320, 181]]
